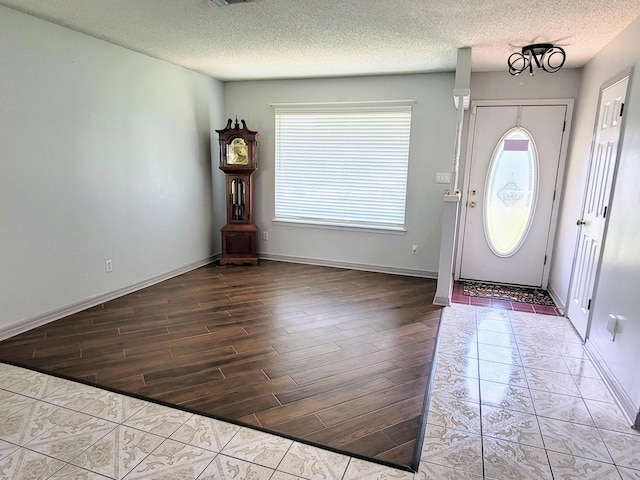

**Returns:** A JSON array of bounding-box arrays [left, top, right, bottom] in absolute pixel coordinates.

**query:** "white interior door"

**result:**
[[567, 76, 628, 339], [460, 104, 567, 287]]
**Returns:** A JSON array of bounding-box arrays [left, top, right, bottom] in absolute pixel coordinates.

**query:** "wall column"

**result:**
[[434, 48, 470, 306]]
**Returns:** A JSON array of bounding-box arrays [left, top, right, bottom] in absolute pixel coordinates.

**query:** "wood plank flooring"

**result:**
[[0, 260, 441, 470]]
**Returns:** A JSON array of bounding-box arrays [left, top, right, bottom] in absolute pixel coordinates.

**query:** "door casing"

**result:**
[[565, 70, 631, 339], [455, 99, 574, 289]]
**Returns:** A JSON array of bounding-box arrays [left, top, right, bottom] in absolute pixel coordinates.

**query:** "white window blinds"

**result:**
[[273, 101, 413, 230]]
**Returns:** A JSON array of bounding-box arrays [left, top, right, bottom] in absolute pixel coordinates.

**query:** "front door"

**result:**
[[566, 75, 629, 339], [459, 103, 568, 287]]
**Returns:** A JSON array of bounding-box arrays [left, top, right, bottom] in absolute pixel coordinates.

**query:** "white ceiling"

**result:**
[[2, 0, 640, 81]]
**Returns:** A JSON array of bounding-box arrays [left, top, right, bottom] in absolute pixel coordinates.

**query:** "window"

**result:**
[[273, 101, 413, 231], [484, 127, 538, 257]]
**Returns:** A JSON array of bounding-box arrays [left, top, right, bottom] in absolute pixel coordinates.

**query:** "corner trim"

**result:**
[[411, 307, 445, 469], [0, 255, 219, 342], [258, 253, 437, 279], [433, 295, 452, 307]]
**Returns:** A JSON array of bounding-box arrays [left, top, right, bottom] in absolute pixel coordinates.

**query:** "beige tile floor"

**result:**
[[1, 303, 639, 479]]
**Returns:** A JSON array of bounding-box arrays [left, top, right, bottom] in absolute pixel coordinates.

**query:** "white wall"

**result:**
[[555, 15, 640, 419], [0, 6, 226, 331], [225, 74, 456, 276], [470, 69, 583, 101]]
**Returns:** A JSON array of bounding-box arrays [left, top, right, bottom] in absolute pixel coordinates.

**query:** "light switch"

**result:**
[[435, 172, 451, 184]]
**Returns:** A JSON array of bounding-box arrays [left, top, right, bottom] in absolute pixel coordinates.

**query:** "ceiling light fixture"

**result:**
[[508, 43, 566, 76]]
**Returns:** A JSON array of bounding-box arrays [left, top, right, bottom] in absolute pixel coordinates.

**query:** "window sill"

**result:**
[[272, 217, 407, 235]]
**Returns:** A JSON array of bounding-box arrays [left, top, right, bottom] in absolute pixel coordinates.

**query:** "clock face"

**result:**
[[227, 138, 249, 165]]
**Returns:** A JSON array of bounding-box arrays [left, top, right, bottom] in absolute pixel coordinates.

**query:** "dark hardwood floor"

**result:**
[[0, 260, 441, 470]]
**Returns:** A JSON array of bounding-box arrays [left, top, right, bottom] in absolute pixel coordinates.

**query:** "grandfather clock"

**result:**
[[216, 118, 259, 265]]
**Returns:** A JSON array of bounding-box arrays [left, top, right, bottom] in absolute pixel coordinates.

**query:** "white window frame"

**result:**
[[272, 100, 414, 233]]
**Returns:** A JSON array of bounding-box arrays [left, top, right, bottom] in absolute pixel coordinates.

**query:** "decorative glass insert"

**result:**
[[484, 128, 538, 257]]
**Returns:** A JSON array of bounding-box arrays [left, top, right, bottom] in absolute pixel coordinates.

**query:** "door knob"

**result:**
[[469, 201, 476, 208], [577, 219, 586, 226]]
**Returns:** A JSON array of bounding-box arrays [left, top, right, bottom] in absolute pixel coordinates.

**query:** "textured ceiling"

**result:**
[[1, 0, 640, 81]]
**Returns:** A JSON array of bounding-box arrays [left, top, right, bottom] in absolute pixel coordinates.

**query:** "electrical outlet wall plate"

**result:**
[[607, 314, 618, 341]]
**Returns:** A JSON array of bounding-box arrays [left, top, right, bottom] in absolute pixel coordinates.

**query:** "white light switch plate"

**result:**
[[607, 314, 618, 341], [435, 172, 451, 184]]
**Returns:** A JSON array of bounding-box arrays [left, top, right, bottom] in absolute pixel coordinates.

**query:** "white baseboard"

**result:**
[[1, 254, 436, 342], [546, 285, 566, 312], [0, 256, 218, 342], [258, 253, 437, 279], [584, 340, 640, 430]]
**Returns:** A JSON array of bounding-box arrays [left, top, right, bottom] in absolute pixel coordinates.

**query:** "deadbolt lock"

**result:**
[[469, 201, 477, 208], [471, 190, 476, 195]]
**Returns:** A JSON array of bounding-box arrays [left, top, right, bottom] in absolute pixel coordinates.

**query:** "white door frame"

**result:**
[[565, 70, 632, 339], [455, 99, 574, 288]]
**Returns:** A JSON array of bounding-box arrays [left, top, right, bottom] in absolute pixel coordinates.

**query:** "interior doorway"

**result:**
[[456, 100, 573, 288], [566, 73, 630, 339]]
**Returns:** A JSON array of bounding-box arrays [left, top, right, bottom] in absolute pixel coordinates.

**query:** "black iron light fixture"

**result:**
[[508, 43, 566, 76]]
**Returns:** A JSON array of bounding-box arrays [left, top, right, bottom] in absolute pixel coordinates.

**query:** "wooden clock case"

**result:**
[[215, 118, 259, 266]]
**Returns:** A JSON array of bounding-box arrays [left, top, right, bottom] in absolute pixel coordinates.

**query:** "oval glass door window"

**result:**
[[484, 128, 538, 257]]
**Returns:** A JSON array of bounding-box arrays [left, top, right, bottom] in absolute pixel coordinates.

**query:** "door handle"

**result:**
[[469, 201, 476, 208], [577, 219, 586, 226]]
